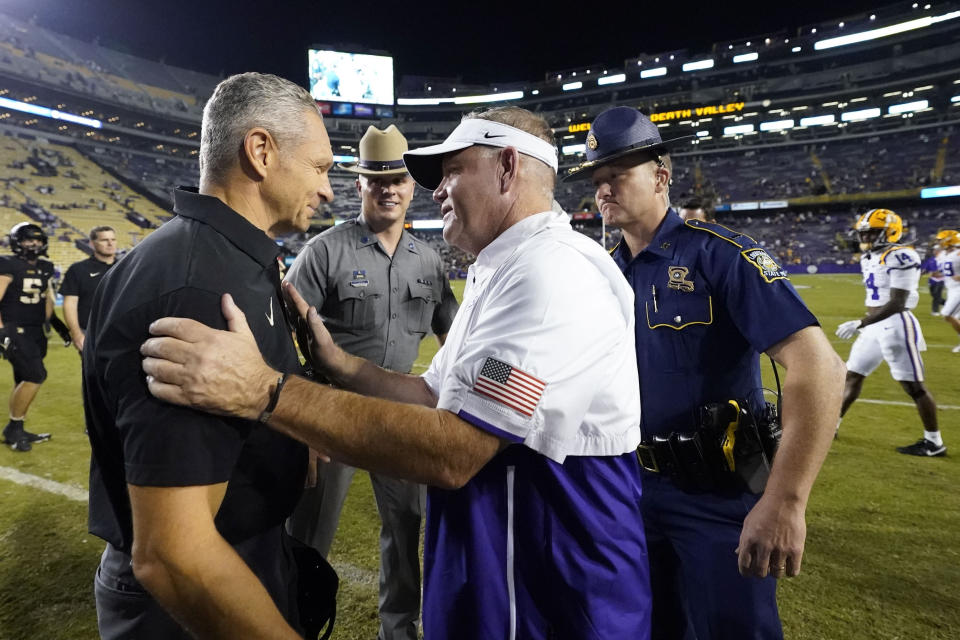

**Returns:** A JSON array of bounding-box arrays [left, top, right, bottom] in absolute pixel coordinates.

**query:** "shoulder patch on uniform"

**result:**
[[740, 248, 788, 283], [684, 220, 756, 249]]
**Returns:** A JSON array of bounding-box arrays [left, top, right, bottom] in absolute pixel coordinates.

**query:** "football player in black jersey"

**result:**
[[0, 223, 57, 452]]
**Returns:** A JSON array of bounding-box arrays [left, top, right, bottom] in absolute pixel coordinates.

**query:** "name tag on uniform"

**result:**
[[417, 278, 433, 287], [350, 269, 369, 287]]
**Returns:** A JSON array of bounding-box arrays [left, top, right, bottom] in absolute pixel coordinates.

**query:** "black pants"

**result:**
[[7, 325, 47, 384], [930, 281, 945, 313]]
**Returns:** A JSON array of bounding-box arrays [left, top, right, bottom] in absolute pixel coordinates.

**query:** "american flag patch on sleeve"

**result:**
[[472, 357, 546, 417]]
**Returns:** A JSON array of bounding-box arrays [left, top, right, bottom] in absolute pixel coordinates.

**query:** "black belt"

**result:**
[[637, 400, 778, 494]]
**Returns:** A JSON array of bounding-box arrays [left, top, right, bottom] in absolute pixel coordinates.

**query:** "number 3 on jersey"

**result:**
[[19, 277, 44, 304], [865, 273, 880, 300]]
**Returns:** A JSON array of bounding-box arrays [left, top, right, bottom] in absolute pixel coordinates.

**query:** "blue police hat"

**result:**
[[562, 106, 695, 182]]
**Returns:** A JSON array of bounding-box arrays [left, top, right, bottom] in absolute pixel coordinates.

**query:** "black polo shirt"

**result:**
[[83, 188, 307, 619], [60, 256, 114, 330]]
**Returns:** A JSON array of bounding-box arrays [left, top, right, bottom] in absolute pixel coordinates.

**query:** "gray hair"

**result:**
[[463, 106, 557, 199], [200, 72, 320, 181]]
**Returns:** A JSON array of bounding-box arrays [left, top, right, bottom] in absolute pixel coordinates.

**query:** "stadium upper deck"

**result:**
[[0, 2, 954, 244]]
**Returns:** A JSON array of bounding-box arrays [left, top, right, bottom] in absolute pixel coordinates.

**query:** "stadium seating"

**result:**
[[0, 135, 177, 273], [0, 12, 217, 119], [0, 4, 954, 277]]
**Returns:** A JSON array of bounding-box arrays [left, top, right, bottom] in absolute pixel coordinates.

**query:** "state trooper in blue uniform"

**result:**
[[564, 107, 846, 640]]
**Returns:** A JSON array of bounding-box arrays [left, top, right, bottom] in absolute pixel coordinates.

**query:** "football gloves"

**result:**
[[835, 319, 863, 340], [0, 327, 9, 360]]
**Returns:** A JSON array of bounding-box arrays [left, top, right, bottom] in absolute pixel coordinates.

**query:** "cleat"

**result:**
[[21, 430, 51, 444], [952, 344, 960, 353], [8, 436, 31, 452], [896, 438, 946, 457], [2, 425, 49, 448]]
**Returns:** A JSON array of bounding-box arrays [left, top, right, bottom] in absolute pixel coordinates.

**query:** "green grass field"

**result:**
[[0, 274, 958, 639]]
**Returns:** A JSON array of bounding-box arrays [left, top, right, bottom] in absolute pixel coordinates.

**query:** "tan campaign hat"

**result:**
[[338, 124, 410, 175]]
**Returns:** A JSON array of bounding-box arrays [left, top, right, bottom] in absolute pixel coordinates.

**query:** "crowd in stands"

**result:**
[[2, 128, 955, 279], [557, 126, 958, 213], [0, 135, 175, 272], [0, 12, 217, 119], [0, 7, 954, 279]]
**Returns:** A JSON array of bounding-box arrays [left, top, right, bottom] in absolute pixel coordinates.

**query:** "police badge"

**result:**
[[586, 133, 598, 150], [667, 266, 695, 292]]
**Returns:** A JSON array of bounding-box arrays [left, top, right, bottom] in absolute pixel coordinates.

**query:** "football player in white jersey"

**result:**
[[934, 229, 960, 352], [835, 209, 944, 456]]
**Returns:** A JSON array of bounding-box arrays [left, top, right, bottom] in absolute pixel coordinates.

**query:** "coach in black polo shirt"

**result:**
[[60, 225, 116, 351], [83, 72, 334, 640]]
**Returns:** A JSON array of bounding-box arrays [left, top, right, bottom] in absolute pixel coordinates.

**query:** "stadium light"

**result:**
[[888, 99, 928, 114], [562, 81, 583, 91], [562, 143, 586, 155], [411, 220, 445, 229], [921, 185, 960, 198], [696, 130, 710, 137], [0, 96, 101, 128], [453, 91, 523, 104], [791, 46, 802, 52], [598, 74, 626, 86], [952, 95, 960, 103], [640, 67, 667, 79], [682, 59, 714, 72], [733, 52, 758, 63], [723, 124, 755, 135], [841, 107, 881, 121], [814, 10, 960, 50], [398, 91, 524, 106], [800, 114, 836, 126], [332, 155, 357, 163], [759, 119, 795, 131], [397, 98, 442, 105]]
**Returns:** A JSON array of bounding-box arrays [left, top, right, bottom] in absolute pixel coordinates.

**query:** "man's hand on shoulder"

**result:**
[[141, 293, 278, 420]]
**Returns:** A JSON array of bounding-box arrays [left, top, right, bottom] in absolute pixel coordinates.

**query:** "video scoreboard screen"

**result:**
[[308, 49, 394, 107]]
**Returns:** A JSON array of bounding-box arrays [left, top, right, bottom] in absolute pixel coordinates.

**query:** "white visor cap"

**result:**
[[403, 119, 559, 190]]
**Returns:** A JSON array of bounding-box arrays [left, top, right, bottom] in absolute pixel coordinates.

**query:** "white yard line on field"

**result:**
[[854, 398, 960, 410], [0, 464, 381, 586], [764, 390, 958, 409], [0, 465, 88, 501]]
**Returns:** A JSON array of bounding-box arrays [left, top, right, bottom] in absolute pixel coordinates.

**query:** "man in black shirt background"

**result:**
[[84, 72, 335, 639], [61, 225, 116, 352], [0, 222, 56, 452]]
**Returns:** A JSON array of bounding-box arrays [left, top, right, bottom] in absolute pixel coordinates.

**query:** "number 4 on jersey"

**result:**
[[865, 272, 880, 301]]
